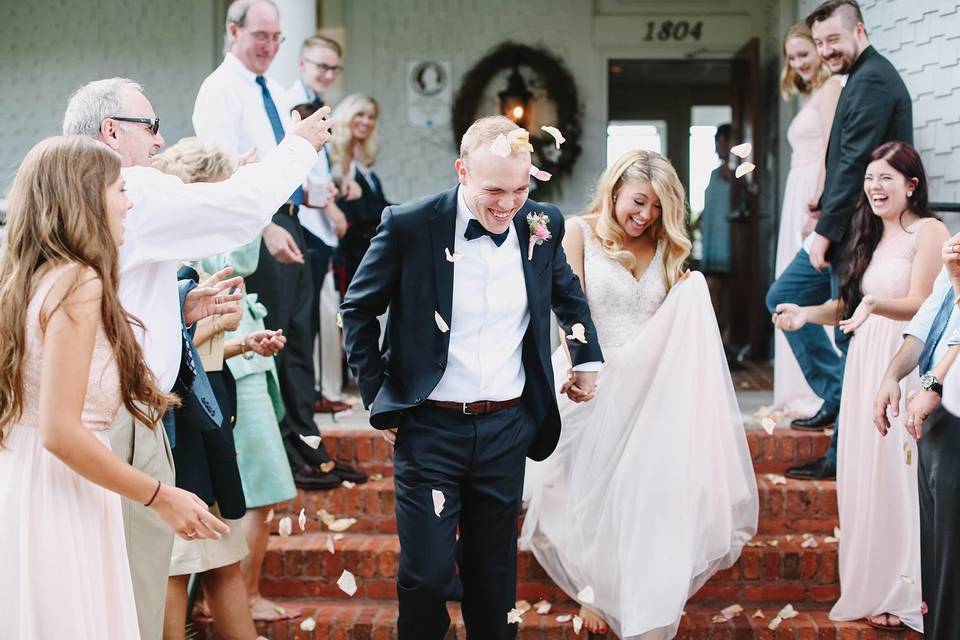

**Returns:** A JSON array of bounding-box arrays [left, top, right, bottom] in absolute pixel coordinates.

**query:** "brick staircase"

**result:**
[[192, 425, 923, 639]]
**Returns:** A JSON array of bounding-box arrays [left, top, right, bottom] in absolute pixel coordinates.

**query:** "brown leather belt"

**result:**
[[425, 397, 522, 416]]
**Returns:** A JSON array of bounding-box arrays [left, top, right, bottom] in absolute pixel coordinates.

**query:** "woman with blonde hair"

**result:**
[[329, 93, 391, 298], [0, 136, 227, 639], [521, 149, 758, 639], [769, 21, 844, 422]]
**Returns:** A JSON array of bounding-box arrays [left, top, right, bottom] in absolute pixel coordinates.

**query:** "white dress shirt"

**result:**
[[429, 188, 531, 402], [193, 53, 294, 159], [120, 135, 317, 391], [904, 267, 960, 374]]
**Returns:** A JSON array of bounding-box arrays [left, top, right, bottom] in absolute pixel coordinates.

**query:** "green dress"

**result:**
[[198, 240, 296, 509]]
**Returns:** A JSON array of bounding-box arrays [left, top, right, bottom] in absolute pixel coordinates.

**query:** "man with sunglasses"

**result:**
[[194, 0, 368, 499], [62, 75, 332, 640]]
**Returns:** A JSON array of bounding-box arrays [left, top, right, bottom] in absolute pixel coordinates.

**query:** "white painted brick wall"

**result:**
[[0, 0, 219, 192], [798, 0, 960, 214]]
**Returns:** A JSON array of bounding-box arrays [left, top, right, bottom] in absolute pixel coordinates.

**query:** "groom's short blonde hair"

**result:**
[[459, 116, 520, 160]]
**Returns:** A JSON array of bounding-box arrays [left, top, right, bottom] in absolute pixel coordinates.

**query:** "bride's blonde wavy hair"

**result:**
[[583, 149, 691, 291]]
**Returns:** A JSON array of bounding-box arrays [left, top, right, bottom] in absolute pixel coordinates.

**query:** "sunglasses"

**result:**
[[110, 116, 160, 135]]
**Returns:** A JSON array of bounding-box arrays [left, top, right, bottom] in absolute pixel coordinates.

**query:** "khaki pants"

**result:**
[[110, 408, 176, 640]]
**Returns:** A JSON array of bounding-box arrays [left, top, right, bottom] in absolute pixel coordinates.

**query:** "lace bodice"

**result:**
[[574, 217, 668, 349], [15, 265, 121, 432]]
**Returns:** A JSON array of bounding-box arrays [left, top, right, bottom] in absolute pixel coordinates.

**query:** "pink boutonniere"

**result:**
[[526, 212, 552, 261]]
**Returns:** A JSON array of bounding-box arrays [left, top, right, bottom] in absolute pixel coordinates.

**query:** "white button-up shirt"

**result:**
[[120, 136, 317, 391], [192, 53, 293, 160], [428, 188, 531, 402]]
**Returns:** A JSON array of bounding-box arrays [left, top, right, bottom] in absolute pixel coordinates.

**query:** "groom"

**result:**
[[341, 116, 603, 639]]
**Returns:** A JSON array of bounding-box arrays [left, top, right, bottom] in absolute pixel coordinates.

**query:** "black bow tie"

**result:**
[[464, 218, 509, 247]]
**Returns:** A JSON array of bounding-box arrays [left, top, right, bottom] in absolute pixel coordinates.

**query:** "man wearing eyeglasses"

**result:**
[[194, 0, 368, 497], [288, 34, 343, 109]]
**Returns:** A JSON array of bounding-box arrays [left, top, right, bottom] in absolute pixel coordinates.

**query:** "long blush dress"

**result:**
[[0, 265, 140, 639], [521, 219, 758, 639], [829, 219, 931, 631]]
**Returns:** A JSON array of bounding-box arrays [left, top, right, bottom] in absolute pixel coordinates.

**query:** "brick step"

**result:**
[[277, 474, 838, 536], [320, 427, 831, 476], [259, 532, 840, 604], [190, 600, 921, 639]]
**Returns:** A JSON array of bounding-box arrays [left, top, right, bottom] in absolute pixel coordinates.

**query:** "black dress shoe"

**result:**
[[785, 457, 836, 481], [294, 465, 341, 491], [333, 462, 368, 484], [790, 407, 837, 431]]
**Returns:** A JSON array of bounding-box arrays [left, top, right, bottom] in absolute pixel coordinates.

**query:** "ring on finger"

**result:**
[[186, 530, 197, 538]]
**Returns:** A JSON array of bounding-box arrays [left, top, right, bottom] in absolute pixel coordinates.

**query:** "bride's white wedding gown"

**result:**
[[520, 218, 758, 639]]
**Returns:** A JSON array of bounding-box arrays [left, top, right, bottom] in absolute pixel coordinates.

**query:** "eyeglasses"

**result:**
[[242, 27, 285, 45], [110, 116, 160, 135], [303, 58, 343, 75]]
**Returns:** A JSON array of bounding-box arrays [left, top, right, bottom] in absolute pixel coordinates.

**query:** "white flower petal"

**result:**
[[490, 134, 511, 158], [735, 162, 756, 179], [534, 599, 552, 615], [298, 508, 307, 531], [333, 533, 345, 541], [337, 569, 357, 596], [264, 508, 274, 524], [435, 311, 449, 333], [752, 609, 765, 619], [342, 480, 356, 489], [328, 517, 357, 532], [325, 534, 336, 554], [900, 574, 916, 584], [572, 615, 583, 634], [730, 142, 752, 158], [432, 489, 445, 517], [336, 312, 343, 328], [766, 473, 787, 486], [529, 164, 552, 181], [761, 417, 776, 435], [507, 608, 524, 624], [541, 125, 566, 149], [299, 617, 316, 631], [566, 323, 587, 344], [317, 508, 336, 526], [278, 516, 292, 537], [299, 434, 322, 449], [555, 614, 572, 623], [721, 603, 743, 619], [445, 247, 463, 262], [777, 603, 798, 619], [768, 615, 783, 630], [576, 585, 595, 604], [801, 537, 818, 548]]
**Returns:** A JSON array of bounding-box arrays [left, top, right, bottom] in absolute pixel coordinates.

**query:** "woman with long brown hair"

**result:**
[[0, 136, 228, 639], [775, 142, 947, 630], [521, 150, 758, 639]]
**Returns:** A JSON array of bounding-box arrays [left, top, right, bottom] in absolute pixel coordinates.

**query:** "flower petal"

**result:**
[[761, 417, 776, 435], [435, 311, 450, 333], [325, 534, 335, 554], [778, 604, 798, 619], [529, 164, 552, 181], [766, 473, 787, 486], [328, 517, 357, 532], [336, 312, 343, 328], [278, 516, 292, 537], [721, 603, 743, 619], [572, 615, 583, 634], [300, 617, 317, 631], [555, 614, 572, 623], [731, 142, 752, 158], [298, 508, 307, 531], [735, 162, 756, 178], [752, 609, 765, 619], [264, 508, 274, 524], [317, 508, 336, 526], [341, 480, 356, 489], [541, 125, 566, 149], [445, 247, 463, 262], [515, 600, 532, 613], [507, 608, 525, 624], [299, 434, 322, 449], [337, 569, 358, 596], [534, 600, 552, 615], [567, 323, 588, 344], [432, 489, 445, 517], [576, 585, 595, 604], [490, 134, 511, 158]]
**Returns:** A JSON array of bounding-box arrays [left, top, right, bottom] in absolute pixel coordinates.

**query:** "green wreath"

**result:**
[[451, 42, 583, 193]]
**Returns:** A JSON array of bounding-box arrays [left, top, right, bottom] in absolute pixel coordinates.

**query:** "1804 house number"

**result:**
[[643, 20, 704, 42]]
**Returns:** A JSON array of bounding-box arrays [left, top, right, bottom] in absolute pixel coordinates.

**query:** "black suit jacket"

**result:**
[[340, 186, 603, 461], [816, 45, 913, 245]]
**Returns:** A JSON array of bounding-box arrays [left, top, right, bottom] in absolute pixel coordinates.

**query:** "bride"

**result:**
[[520, 149, 759, 638]]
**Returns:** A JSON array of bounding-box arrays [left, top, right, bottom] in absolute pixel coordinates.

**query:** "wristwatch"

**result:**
[[920, 374, 943, 396]]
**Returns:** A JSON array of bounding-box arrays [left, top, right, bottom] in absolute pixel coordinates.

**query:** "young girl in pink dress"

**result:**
[[0, 136, 228, 639]]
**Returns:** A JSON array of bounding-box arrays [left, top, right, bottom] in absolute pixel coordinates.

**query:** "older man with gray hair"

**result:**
[[63, 76, 331, 639]]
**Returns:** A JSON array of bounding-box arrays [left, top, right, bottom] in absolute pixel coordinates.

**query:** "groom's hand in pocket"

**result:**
[[381, 428, 398, 446], [562, 371, 598, 403]]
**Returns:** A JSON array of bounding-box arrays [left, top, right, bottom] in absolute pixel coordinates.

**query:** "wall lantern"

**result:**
[[499, 65, 532, 126]]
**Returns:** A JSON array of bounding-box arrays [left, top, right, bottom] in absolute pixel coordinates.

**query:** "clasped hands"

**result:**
[[560, 370, 599, 403]]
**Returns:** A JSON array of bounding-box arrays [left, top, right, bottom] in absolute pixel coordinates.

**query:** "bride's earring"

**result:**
[[612, 196, 618, 204], [907, 191, 914, 198]]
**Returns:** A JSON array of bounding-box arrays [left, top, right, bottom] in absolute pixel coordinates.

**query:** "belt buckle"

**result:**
[[462, 402, 473, 415]]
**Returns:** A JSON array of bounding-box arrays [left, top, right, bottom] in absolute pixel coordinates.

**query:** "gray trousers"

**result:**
[[110, 408, 176, 640]]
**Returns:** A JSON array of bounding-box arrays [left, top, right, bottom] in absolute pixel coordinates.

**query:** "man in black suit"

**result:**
[[341, 116, 603, 639], [767, 0, 913, 480]]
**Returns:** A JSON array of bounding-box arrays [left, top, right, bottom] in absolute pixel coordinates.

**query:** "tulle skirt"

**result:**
[[521, 273, 758, 638]]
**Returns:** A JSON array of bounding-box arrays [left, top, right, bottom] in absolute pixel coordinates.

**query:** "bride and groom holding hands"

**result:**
[[340, 115, 758, 639]]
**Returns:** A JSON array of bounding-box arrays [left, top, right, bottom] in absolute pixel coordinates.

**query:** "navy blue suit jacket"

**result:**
[[340, 186, 603, 461]]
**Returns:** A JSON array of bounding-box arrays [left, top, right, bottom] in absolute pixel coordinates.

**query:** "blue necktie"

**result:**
[[464, 218, 508, 247], [255, 75, 303, 205], [919, 287, 957, 374]]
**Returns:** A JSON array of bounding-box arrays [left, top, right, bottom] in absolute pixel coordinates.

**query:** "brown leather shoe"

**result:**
[[313, 396, 353, 413]]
